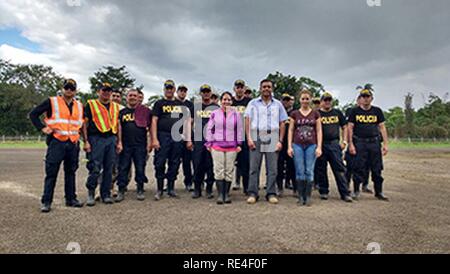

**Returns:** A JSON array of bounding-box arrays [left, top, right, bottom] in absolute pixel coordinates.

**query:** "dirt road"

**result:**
[[0, 148, 449, 254]]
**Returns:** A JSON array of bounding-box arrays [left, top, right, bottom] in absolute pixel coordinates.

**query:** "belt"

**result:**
[[354, 136, 380, 143]]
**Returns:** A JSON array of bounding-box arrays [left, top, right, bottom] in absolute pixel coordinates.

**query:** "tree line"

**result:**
[[0, 59, 449, 139]]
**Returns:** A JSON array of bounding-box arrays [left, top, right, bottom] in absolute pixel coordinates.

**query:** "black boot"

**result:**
[[305, 181, 314, 206], [168, 181, 177, 198], [216, 181, 224, 205], [192, 181, 202, 199], [86, 190, 96, 207], [224, 181, 232, 204], [296, 180, 306, 205], [206, 182, 214, 199], [154, 179, 164, 201]]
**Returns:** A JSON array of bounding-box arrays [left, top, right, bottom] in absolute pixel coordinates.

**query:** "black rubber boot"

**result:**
[[216, 181, 224, 205], [206, 182, 214, 199], [167, 181, 177, 197], [305, 181, 314, 206], [224, 181, 232, 204], [296, 180, 305, 205], [155, 179, 164, 201]]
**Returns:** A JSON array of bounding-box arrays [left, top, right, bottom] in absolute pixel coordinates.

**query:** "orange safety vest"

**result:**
[[87, 99, 119, 134], [44, 96, 83, 143]]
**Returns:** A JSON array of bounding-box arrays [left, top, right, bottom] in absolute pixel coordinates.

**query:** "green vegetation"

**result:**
[[1, 61, 449, 140]]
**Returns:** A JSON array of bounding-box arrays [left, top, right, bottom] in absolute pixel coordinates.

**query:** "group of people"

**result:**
[[30, 77, 389, 213]]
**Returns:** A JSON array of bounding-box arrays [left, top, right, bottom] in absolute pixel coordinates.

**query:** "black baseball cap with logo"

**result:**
[[200, 84, 212, 93], [98, 82, 113, 91], [234, 79, 246, 87], [63, 79, 77, 90], [164, 80, 176, 89], [320, 92, 333, 101]]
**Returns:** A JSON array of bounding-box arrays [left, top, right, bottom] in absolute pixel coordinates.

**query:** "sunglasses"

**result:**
[[101, 89, 113, 92], [361, 94, 371, 98], [201, 89, 212, 93], [323, 98, 332, 102]]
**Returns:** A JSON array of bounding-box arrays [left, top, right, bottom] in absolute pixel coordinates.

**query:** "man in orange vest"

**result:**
[[29, 79, 84, 213], [83, 82, 122, 206]]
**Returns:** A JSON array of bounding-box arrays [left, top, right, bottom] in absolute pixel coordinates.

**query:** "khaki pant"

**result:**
[[211, 149, 237, 182]]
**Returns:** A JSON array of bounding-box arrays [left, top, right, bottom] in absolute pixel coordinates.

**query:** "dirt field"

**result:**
[[0, 148, 449, 254]]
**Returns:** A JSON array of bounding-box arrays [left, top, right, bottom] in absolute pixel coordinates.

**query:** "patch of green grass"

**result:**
[[0, 141, 47, 149], [390, 140, 450, 149]]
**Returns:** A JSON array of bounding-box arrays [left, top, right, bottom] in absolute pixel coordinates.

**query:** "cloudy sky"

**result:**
[[1, 0, 449, 108]]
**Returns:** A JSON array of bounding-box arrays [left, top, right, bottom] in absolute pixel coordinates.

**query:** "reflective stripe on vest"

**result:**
[[45, 96, 83, 142], [88, 100, 119, 134]]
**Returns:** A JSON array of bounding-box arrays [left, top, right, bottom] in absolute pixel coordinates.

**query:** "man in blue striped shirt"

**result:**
[[244, 79, 288, 205]]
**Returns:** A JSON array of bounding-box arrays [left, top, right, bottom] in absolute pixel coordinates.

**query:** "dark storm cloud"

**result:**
[[1, 0, 449, 107]]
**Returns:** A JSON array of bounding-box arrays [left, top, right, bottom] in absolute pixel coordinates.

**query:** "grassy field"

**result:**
[[1, 140, 449, 150]]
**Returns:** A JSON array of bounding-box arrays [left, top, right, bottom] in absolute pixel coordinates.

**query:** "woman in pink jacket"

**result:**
[[205, 92, 244, 204]]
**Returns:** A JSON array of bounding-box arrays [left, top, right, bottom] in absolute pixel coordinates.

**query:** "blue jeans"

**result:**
[[293, 144, 317, 182]]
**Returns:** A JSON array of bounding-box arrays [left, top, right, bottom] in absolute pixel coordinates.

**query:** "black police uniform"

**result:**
[[276, 108, 295, 193], [117, 107, 151, 193], [315, 108, 351, 199], [344, 107, 370, 189], [29, 99, 80, 206], [192, 102, 220, 197], [152, 98, 187, 195], [178, 99, 195, 190], [348, 106, 386, 195], [232, 96, 251, 194]]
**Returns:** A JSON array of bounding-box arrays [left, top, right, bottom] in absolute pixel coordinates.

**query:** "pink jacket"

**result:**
[[205, 108, 244, 149]]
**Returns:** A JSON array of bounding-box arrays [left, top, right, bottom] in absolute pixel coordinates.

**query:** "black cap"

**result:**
[[200, 84, 212, 93], [164, 80, 175, 89], [320, 92, 333, 101], [98, 82, 113, 91], [63, 79, 77, 90], [234, 79, 246, 87]]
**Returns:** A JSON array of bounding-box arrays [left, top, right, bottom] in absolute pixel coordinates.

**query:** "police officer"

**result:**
[[192, 84, 220, 199], [348, 89, 389, 201], [152, 80, 191, 200], [277, 93, 296, 196], [315, 92, 353, 202], [83, 82, 121, 206], [30, 79, 84, 213], [345, 96, 372, 193], [176, 85, 195, 192], [232, 80, 251, 194], [115, 89, 152, 202]]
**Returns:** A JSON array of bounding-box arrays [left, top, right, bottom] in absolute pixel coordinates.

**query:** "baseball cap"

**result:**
[[98, 82, 113, 91], [234, 79, 246, 87], [63, 79, 77, 90], [360, 89, 373, 96], [177, 84, 188, 91], [200, 84, 212, 92], [164, 80, 176, 89], [282, 93, 294, 100], [321, 92, 333, 101]]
